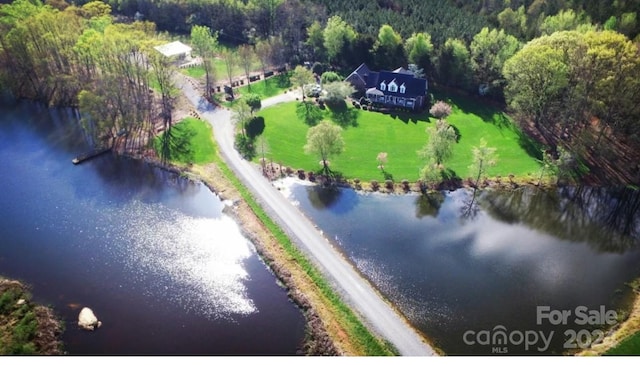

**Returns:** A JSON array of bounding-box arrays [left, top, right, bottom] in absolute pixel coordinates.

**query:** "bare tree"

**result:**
[[238, 44, 256, 92], [221, 48, 237, 87]]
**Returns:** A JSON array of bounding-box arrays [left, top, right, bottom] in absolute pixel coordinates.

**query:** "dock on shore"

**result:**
[[72, 147, 112, 165]]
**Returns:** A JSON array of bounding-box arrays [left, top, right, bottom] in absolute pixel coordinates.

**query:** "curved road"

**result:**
[[177, 77, 436, 356]]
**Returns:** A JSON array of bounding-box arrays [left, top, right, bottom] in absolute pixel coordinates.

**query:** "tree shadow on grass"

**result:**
[[328, 101, 359, 127], [274, 73, 291, 88], [432, 88, 505, 126], [388, 108, 429, 124], [490, 112, 513, 130], [379, 169, 393, 181], [516, 127, 544, 161]]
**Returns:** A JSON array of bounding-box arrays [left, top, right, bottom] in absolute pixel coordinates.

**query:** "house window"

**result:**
[[388, 80, 398, 92], [399, 84, 406, 94], [380, 81, 386, 91]]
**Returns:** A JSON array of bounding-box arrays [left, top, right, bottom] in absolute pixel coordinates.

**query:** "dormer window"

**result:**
[[380, 81, 386, 91], [388, 80, 398, 92], [399, 83, 406, 94]]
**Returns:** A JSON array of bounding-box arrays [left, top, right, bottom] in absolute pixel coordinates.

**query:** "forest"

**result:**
[[0, 0, 639, 184]]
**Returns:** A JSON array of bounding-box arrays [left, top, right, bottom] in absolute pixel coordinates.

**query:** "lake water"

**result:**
[[0, 103, 305, 354], [281, 179, 640, 355]]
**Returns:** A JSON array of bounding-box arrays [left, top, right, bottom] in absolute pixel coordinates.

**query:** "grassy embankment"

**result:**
[[256, 91, 543, 183], [0, 278, 63, 355], [153, 116, 400, 355], [579, 279, 640, 355]]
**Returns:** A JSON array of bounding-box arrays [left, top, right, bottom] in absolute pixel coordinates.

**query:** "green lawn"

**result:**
[[236, 73, 292, 98], [606, 331, 640, 355], [153, 117, 216, 165], [180, 65, 206, 79], [256, 93, 542, 182], [179, 58, 261, 83]]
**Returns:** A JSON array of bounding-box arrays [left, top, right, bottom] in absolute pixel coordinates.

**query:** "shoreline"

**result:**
[[0, 277, 64, 355], [261, 162, 572, 195], [577, 279, 640, 356]]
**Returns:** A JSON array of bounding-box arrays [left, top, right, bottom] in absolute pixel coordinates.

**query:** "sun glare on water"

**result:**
[[120, 201, 256, 319]]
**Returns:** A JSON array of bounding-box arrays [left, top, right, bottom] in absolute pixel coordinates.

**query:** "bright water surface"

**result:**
[[0, 103, 305, 354], [282, 179, 640, 355]]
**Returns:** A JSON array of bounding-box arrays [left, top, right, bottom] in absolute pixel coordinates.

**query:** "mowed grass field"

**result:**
[[256, 92, 542, 182], [154, 117, 216, 165]]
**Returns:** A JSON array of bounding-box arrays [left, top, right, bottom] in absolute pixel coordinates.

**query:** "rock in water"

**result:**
[[78, 307, 102, 331]]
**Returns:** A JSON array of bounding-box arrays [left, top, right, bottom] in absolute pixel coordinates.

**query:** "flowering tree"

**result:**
[[429, 101, 452, 120], [377, 152, 388, 171]]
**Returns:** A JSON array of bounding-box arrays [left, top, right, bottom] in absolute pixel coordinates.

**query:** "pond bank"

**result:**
[[260, 162, 560, 195], [0, 277, 64, 355], [578, 279, 640, 355]]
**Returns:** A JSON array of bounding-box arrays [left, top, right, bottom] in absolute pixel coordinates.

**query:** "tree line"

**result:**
[[0, 0, 179, 158], [2, 0, 639, 183]]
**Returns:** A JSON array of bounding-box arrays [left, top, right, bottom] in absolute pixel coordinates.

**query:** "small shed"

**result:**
[[153, 41, 192, 60]]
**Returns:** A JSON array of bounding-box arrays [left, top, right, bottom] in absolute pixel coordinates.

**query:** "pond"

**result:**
[[0, 103, 305, 354], [281, 179, 640, 355]]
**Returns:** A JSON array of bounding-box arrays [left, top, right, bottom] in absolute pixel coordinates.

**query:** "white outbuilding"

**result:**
[[153, 41, 192, 60]]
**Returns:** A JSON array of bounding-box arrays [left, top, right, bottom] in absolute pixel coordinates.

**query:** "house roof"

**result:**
[[392, 67, 413, 75], [376, 70, 427, 98], [346, 63, 378, 87], [366, 87, 384, 96], [347, 63, 428, 98], [154, 41, 192, 57]]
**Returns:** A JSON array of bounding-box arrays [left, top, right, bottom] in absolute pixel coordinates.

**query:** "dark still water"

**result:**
[[282, 180, 640, 355], [0, 103, 305, 354]]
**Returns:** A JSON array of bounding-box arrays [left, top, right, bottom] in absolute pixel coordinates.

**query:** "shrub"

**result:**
[[385, 180, 394, 190], [430, 101, 452, 120], [246, 116, 265, 139], [401, 179, 410, 191], [235, 133, 255, 159], [312, 62, 326, 76], [370, 180, 379, 191], [321, 71, 341, 84], [244, 93, 262, 112]]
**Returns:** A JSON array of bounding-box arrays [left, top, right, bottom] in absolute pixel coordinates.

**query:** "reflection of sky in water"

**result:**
[[119, 201, 256, 319], [0, 107, 305, 354], [282, 180, 640, 354]]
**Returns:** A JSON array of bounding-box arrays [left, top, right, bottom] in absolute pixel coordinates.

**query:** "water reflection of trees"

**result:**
[[306, 186, 358, 214], [415, 192, 445, 218], [480, 186, 640, 253], [90, 156, 199, 201], [457, 188, 484, 221]]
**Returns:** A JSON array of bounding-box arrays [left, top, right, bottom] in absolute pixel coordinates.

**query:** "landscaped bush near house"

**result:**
[[321, 71, 342, 84], [430, 101, 452, 120]]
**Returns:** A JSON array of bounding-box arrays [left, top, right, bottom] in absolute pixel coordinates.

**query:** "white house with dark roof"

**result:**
[[345, 63, 428, 111]]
